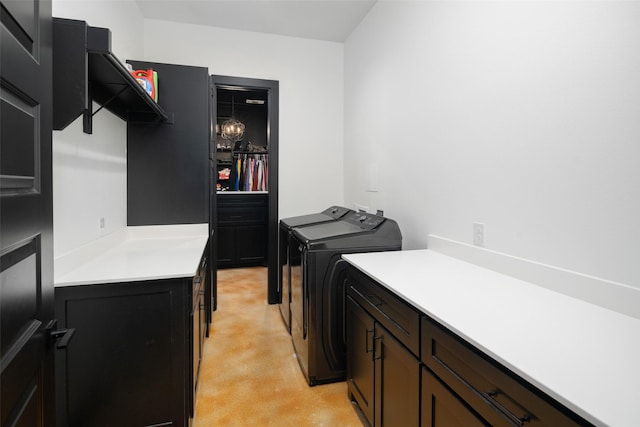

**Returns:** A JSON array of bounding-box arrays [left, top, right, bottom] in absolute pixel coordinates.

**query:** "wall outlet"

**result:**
[[100, 217, 105, 229], [355, 203, 369, 213], [473, 222, 485, 247], [366, 163, 378, 192]]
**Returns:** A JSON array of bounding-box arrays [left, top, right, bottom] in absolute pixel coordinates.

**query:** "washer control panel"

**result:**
[[344, 212, 386, 230]]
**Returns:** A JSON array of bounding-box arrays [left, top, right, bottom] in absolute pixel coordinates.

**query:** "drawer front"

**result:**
[[217, 193, 267, 208], [421, 317, 590, 427], [217, 206, 266, 224], [346, 267, 420, 356]]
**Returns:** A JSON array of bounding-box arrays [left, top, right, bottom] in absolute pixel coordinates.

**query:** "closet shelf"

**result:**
[[52, 18, 171, 134]]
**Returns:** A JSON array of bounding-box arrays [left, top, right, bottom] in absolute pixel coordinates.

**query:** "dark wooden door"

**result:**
[[0, 0, 55, 425], [422, 367, 489, 427], [346, 296, 375, 426], [374, 324, 420, 427]]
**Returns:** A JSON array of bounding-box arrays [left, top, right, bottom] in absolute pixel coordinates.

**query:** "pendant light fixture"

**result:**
[[221, 95, 245, 142]]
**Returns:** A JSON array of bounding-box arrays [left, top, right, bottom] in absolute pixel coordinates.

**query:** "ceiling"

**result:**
[[134, 0, 378, 43]]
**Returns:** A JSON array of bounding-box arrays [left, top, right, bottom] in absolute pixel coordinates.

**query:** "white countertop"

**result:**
[[54, 224, 209, 287], [343, 249, 640, 427]]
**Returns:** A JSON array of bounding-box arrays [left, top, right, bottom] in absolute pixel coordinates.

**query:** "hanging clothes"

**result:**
[[231, 153, 268, 192]]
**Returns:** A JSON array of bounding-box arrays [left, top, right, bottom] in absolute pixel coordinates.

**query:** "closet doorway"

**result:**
[[210, 75, 279, 304]]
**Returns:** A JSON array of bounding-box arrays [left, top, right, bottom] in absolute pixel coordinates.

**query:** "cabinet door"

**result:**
[[422, 367, 489, 427], [346, 296, 375, 425], [235, 224, 267, 265], [55, 279, 189, 427], [216, 225, 235, 266], [374, 324, 420, 427]]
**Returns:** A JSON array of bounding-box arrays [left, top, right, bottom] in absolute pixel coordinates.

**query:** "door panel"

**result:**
[[1, 240, 39, 356], [346, 296, 375, 426], [374, 324, 420, 427], [0, 90, 37, 193], [1, 0, 37, 52], [422, 367, 489, 427], [0, 0, 54, 426]]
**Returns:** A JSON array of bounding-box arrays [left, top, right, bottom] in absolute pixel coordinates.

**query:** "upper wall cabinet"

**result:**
[[52, 18, 170, 134]]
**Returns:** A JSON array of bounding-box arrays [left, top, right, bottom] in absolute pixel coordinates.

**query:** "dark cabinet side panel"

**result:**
[[127, 61, 209, 225]]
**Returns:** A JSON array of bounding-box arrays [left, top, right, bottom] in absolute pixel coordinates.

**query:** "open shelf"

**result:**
[[53, 18, 171, 134]]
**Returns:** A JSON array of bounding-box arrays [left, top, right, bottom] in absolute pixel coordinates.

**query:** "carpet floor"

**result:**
[[193, 267, 362, 426]]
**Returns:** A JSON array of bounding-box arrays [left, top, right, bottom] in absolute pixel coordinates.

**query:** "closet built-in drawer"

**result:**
[[347, 268, 420, 355], [217, 206, 266, 224], [217, 193, 267, 208], [421, 316, 588, 427], [217, 194, 267, 224]]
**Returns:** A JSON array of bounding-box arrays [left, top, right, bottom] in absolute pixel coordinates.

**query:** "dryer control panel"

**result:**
[[345, 212, 386, 230]]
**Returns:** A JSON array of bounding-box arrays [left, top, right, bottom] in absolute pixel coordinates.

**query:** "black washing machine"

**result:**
[[290, 211, 402, 385], [278, 206, 351, 333]]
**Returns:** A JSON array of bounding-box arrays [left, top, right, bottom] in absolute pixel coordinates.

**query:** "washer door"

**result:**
[[290, 238, 310, 380], [322, 257, 348, 373]]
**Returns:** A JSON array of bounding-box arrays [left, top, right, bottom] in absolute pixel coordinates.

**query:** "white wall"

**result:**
[[51, 3, 344, 255], [344, 1, 640, 288], [141, 19, 345, 218], [52, 0, 144, 257]]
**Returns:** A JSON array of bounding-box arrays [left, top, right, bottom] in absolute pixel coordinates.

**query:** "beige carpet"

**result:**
[[193, 267, 362, 426]]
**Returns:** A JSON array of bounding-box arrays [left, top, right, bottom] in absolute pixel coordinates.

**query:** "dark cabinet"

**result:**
[[126, 60, 214, 332], [217, 193, 267, 268], [52, 18, 169, 134], [420, 317, 589, 427], [346, 268, 420, 427], [54, 248, 208, 427], [55, 279, 190, 427], [126, 61, 209, 227], [345, 264, 593, 427], [422, 367, 487, 427]]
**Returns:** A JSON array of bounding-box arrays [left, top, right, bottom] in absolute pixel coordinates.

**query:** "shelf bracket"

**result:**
[[82, 85, 129, 134], [91, 85, 129, 118]]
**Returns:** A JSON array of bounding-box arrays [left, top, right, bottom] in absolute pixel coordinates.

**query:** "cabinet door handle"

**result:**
[[366, 294, 384, 307], [372, 335, 383, 360], [365, 328, 374, 353], [484, 390, 532, 426], [47, 320, 76, 350]]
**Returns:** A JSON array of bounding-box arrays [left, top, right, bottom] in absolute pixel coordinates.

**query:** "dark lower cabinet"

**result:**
[[55, 245, 208, 427], [420, 317, 591, 427], [55, 279, 190, 427], [346, 288, 420, 427], [217, 193, 267, 268], [345, 264, 594, 427]]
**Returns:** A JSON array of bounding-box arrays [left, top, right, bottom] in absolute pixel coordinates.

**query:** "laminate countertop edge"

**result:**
[[342, 249, 640, 427], [54, 224, 209, 287]]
